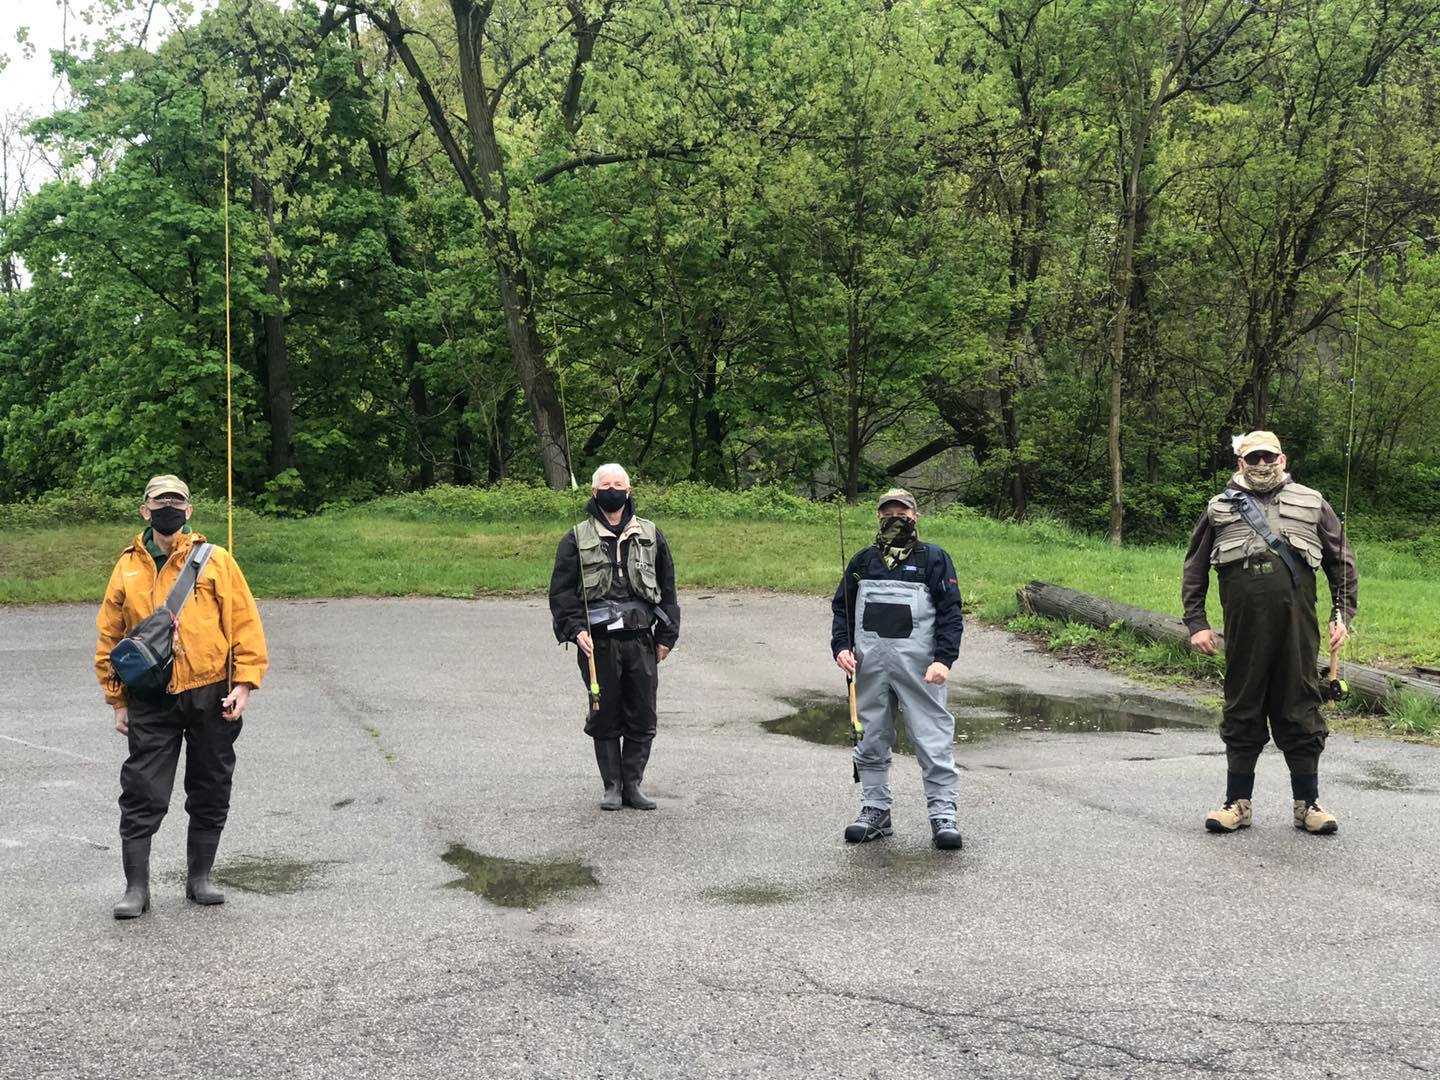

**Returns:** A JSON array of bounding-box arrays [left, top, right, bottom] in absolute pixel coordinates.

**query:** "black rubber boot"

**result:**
[[112, 837, 151, 919], [595, 739, 624, 811], [620, 737, 657, 810], [185, 828, 226, 905]]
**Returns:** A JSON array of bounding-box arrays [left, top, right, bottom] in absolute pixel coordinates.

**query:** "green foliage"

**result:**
[[1, 0, 1437, 545], [1383, 691, 1440, 736]]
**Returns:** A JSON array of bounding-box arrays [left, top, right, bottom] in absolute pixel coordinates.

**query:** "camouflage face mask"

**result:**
[[875, 515, 917, 570], [1241, 461, 1284, 493]]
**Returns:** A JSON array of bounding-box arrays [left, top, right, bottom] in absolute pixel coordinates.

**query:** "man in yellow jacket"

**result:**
[[95, 474, 268, 919]]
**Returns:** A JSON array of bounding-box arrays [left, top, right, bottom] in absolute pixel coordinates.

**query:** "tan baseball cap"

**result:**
[[143, 474, 191, 502], [876, 487, 918, 513], [1232, 431, 1282, 458]]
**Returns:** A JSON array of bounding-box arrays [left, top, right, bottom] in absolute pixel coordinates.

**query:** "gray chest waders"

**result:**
[[852, 577, 960, 817]]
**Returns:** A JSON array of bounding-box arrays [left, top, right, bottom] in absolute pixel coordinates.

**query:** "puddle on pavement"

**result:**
[[441, 844, 597, 908], [703, 881, 806, 906], [764, 684, 1215, 750], [215, 856, 338, 896], [1344, 764, 1437, 793]]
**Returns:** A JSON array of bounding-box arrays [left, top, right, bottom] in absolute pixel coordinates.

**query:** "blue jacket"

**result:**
[[830, 542, 964, 666]]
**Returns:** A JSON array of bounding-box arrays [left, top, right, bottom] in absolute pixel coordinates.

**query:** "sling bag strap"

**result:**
[[1220, 488, 1302, 586], [162, 542, 215, 623]]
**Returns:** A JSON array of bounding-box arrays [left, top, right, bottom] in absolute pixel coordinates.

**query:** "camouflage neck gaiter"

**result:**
[[1238, 462, 1285, 493], [875, 516, 917, 570]]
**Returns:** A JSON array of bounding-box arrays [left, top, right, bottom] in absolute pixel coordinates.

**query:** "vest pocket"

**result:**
[[862, 602, 913, 639]]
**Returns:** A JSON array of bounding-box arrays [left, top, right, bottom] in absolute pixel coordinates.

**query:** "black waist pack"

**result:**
[[109, 543, 215, 695]]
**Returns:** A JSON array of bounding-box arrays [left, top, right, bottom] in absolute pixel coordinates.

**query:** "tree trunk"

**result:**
[[449, 0, 572, 488], [1016, 580, 1440, 713], [488, 386, 516, 484], [452, 392, 474, 485]]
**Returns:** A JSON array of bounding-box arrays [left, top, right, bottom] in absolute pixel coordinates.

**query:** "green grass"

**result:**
[[1383, 691, 1440, 736], [3, 496, 1437, 671]]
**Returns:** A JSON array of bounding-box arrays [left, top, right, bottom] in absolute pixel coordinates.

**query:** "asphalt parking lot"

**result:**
[[3, 594, 1437, 1079]]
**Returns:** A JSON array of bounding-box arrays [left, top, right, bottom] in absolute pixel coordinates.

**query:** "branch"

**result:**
[[532, 146, 704, 186]]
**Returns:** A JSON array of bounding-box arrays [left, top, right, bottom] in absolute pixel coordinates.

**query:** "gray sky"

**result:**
[[1, 0, 96, 118]]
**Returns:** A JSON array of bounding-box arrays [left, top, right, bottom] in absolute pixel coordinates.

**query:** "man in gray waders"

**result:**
[[832, 489, 964, 849], [549, 464, 681, 811], [1183, 431, 1357, 835]]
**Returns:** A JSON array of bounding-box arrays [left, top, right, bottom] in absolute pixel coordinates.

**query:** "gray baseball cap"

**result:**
[[876, 487, 917, 513]]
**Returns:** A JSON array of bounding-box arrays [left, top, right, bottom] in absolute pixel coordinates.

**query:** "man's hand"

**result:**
[[924, 662, 950, 686], [835, 649, 857, 676], [1329, 620, 1349, 652], [221, 683, 251, 722], [656, 644, 671, 663], [576, 630, 594, 658], [1190, 629, 1219, 655], [114, 706, 129, 735]]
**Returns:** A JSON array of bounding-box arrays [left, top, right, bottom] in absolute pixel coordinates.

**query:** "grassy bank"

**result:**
[[3, 485, 1437, 676]]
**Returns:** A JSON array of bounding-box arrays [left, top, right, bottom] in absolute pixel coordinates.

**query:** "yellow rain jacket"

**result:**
[[95, 530, 268, 706]]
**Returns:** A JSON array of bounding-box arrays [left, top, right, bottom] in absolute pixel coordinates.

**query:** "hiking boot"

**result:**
[[112, 837, 151, 920], [1204, 799, 1252, 833], [1294, 800, 1338, 834], [929, 815, 963, 851], [843, 806, 892, 844], [186, 828, 226, 905]]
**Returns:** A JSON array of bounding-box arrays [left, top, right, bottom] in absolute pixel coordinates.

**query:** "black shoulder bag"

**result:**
[[109, 543, 216, 695]]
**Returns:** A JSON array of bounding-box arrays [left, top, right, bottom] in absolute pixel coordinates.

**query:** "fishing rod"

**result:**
[[223, 133, 235, 696], [1326, 152, 1369, 706], [838, 498, 861, 782]]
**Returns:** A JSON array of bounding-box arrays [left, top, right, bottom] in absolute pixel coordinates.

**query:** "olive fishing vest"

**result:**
[[1207, 482, 1324, 570], [573, 516, 662, 604]]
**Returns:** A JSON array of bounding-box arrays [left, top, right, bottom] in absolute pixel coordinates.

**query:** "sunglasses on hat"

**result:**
[[1243, 450, 1280, 465]]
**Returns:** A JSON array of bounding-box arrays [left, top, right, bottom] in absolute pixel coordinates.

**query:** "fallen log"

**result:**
[[1016, 580, 1440, 712]]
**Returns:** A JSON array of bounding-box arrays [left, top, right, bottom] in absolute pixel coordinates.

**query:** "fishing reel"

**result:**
[[1321, 676, 1348, 703]]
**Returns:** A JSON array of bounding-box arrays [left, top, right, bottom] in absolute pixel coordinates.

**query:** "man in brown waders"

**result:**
[[1183, 432, 1357, 835]]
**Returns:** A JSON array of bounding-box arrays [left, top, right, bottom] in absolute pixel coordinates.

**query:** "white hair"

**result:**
[[591, 463, 631, 489]]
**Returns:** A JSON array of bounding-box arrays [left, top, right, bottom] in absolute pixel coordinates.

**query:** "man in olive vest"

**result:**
[[1183, 431, 1357, 835], [549, 464, 681, 811]]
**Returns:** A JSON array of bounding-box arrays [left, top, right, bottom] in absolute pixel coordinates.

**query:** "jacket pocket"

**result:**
[[862, 602, 913, 639]]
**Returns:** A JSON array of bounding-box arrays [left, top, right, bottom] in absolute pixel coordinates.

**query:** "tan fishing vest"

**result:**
[[1206, 482, 1324, 570], [573, 516, 662, 603]]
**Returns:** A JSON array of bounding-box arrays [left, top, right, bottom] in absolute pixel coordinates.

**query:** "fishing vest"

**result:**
[[1206, 482, 1324, 570], [573, 515, 662, 604]]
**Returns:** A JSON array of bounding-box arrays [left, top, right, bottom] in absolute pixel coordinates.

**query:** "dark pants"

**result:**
[[119, 680, 242, 841], [1218, 555, 1327, 775], [577, 632, 657, 781]]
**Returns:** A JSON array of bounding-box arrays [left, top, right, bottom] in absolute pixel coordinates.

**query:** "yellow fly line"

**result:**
[[223, 135, 235, 555]]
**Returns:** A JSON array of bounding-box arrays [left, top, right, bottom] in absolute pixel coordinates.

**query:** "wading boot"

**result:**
[[929, 811, 963, 851], [595, 739, 624, 811], [843, 806, 892, 844], [185, 828, 226, 905], [1205, 799, 1253, 833], [620, 737, 657, 810], [1293, 800, 1338, 834], [112, 837, 151, 920]]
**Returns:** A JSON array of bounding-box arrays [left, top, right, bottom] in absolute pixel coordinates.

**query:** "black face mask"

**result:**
[[148, 506, 187, 536], [594, 488, 630, 513]]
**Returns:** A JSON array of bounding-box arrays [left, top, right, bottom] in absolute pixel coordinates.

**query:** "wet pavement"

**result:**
[[2, 594, 1439, 1079]]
